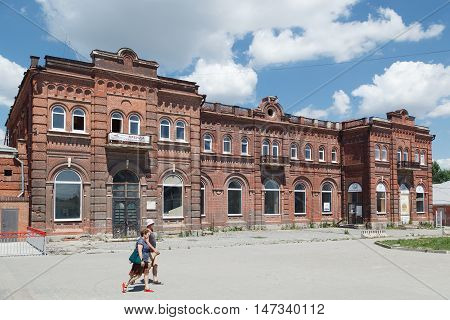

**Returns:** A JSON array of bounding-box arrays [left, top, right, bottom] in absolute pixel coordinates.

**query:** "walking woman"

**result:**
[[122, 228, 153, 293]]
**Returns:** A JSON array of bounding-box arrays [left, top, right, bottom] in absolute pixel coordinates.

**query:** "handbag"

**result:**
[[129, 248, 142, 264]]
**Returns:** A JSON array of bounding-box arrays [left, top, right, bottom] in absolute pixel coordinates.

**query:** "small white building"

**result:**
[[433, 181, 450, 226]]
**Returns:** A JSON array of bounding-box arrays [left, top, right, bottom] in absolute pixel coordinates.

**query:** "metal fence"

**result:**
[[0, 227, 47, 257]]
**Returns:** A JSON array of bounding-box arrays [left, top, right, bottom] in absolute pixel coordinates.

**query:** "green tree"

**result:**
[[432, 161, 450, 184]]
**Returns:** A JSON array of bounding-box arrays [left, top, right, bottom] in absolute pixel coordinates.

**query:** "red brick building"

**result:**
[[2, 48, 434, 236]]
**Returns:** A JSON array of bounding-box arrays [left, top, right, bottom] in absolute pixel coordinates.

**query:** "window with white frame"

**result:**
[[319, 146, 325, 162], [111, 112, 123, 133], [403, 148, 409, 161], [262, 140, 270, 156], [200, 182, 206, 217], [414, 150, 419, 163], [52, 106, 66, 130], [54, 170, 82, 221], [203, 134, 212, 152], [376, 183, 386, 213], [420, 151, 426, 165], [331, 148, 337, 163], [223, 136, 232, 154], [397, 148, 402, 162], [294, 183, 306, 214], [416, 185, 425, 213], [163, 175, 183, 218], [227, 179, 242, 215], [160, 119, 170, 140], [290, 144, 298, 159], [264, 179, 280, 215], [241, 138, 248, 155], [321, 182, 332, 213], [305, 144, 312, 160], [381, 146, 387, 161], [176, 121, 185, 141], [72, 108, 85, 132], [375, 145, 381, 161], [129, 114, 140, 135], [272, 142, 279, 158]]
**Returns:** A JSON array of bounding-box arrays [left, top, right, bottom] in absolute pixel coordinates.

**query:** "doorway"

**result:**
[[112, 170, 140, 238], [399, 184, 410, 224], [347, 183, 363, 224]]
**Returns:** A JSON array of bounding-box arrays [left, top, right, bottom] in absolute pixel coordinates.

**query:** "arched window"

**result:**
[[52, 106, 66, 130], [163, 175, 183, 218], [319, 146, 325, 162], [294, 183, 306, 214], [200, 182, 206, 217], [321, 182, 333, 213], [223, 136, 232, 154], [111, 112, 123, 133], [420, 151, 426, 165], [414, 150, 419, 163], [272, 142, 279, 158], [290, 143, 298, 160], [397, 148, 402, 162], [376, 183, 386, 213], [160, 119, 170, 140], [54, 170, 82, 221], [176, 120, 185, 141], [203, 134, 213, 152], [375, 145, 381, 161], [264, 179, 280, 215], [227, 179, 242, 216], [129, 114, 140, 135], [403, 148, 409, 161], [331, 148, 337, 163], [305, 144, 312, 160], [241, 138, 249, 155], [381, 146, 387, 161], [262, 140, 270, 156], [416, 185, 425, 213], [72, 108, 85, 132]]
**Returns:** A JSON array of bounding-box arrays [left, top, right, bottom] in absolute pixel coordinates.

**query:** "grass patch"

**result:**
[[381, 237, 450, 251]]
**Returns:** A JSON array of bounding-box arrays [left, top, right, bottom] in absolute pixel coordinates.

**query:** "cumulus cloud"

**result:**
[[352, 61, 450, 118], [35, 0, 444, 104], [0, 55, 26, 107], [248, 8, 444, 67], [294, 106, 329, 119], [436, 159, 450, 170], [294, 90, 352, 119], [183, 59, 257, 104]]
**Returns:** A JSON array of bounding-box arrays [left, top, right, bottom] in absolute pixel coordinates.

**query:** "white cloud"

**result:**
[[328, 90, 351, 115], [294, 106, 329, 119], [436, 159, 450, 170], [248, 8, 444, 67], [0, 128, 5, 145], [183, 59, 257, 105], [35, 0, 444, 104], [352, 61, 450, 118], [0, 55, 26, 107]]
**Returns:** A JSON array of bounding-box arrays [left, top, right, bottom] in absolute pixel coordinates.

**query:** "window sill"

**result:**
[[321, 212, 333, 215], [263, 213, 281, 216], [294, 213, 307, 216], [54, 218, 82, 222], [162, 216, 184, 220], [376, 212, 387, 215], [227, 214, 243, 217]]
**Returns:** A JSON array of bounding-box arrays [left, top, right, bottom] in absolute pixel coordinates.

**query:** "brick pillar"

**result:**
[[190, 111, 202, 230]]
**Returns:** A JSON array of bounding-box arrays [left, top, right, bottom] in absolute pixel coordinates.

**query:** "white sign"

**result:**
[[147, 200, 156, 210], [323, 202, 330, 212], [109, 132, 150, 144]]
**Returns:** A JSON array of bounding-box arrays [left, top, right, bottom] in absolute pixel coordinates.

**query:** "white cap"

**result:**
[[146, 219, 155, 226]]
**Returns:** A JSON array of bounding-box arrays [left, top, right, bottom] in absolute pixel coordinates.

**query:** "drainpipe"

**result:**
[[15, 153, 24, 197]]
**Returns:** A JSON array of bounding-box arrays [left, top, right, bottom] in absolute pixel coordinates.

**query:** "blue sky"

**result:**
[[0, 0, 449, 166]]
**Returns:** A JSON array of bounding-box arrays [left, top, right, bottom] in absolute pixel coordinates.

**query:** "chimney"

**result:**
[[30, 56, 40, 68]]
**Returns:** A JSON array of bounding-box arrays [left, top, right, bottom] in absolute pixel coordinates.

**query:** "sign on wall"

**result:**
[[109, 133, 150, 144]]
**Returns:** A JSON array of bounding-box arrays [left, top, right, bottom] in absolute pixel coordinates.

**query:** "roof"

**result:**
[[433, 181, 450, 206], [0, 145, 18, 153]]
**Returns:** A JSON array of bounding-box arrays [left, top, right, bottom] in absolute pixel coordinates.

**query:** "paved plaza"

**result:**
[[1, 228, 449, 300]]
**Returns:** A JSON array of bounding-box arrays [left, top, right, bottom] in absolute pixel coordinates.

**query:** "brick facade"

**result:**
[[3, 48, 434, 236]]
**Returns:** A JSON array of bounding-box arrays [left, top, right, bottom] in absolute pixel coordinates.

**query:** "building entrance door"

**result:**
[[112, 170, 140, 238], [347, 183, 363, 224], [399, 184, 410, 224]]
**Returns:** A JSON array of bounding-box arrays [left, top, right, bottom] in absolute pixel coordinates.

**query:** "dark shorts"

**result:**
[[129, 261, 149, 277]]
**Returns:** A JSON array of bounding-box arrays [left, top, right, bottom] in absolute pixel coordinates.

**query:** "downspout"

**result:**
[[15, 152, 24, 197]]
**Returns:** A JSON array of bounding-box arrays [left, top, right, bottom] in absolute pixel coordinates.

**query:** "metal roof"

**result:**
[[0, 145, 17, 153], [433, 181, 450, 206]]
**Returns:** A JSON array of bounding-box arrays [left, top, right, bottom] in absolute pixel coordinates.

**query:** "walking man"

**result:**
[[145, 219, 162, 285]]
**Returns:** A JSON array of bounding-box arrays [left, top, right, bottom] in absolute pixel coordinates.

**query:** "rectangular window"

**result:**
[[111, 119, 122, 133], [416, 193, 424, 213], [129, 122, 139, 135], [295, 192, 306, 214], [291, 147, 297, 159], [262, 145, 269, 156], [223, 140, 231, 153], [73, 116, 85, 132], [241, 142, 248, 155], [420, 153, 425, 165], [377, 192, 386, 213], [322, 193, 331, 212], [319, 149, 325, 161], [264, 191, 279, 214], [176, 127, 184, 140], [272, 145, 278, 158], [4, 169, 12, 177], [55, 184, 81, 220], [53, 114, 65, 130], [331, 151, 337, 162], [163, 186, 183, 217], [200, 187, 205, 217], [228, 190, 242, 215]]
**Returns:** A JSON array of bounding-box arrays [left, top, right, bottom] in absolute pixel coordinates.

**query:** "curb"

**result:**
[[374, 241, 450, 254]]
